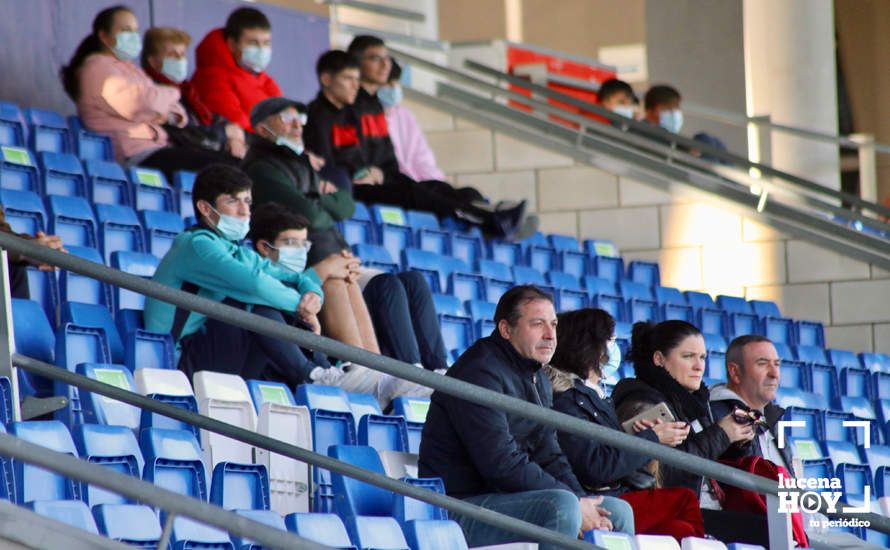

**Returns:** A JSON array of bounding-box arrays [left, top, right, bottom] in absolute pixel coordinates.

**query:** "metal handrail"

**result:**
[[2, 232, 889, 538], [395, 49, 890, 223], [0, 429, 326, 550]]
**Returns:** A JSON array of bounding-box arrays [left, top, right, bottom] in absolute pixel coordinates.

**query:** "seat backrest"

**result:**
[[39, 151, 86, 197], [619, 280, 653, 300], [627, 260, 660, 287], [547, 271, 581, 291], [72, 422, 143, 505], [548, 233, 579, 251], [358, 414, 409, 452], [55, 322, 111, 372], [391, 396, 430, 424], [684, 290, 716, 311], [11, 298, 55, 362], [61, 301, 124, 363], [59, 245, 111, 308], [794, 320, 825, 347], [284, 513, 355, 549], [477, 259, 513, 281], [25, 107, 70, 154], [465, 299, 496, 321], [95, 203, 144, 263], [829, 348, 862, 370], [749, 299, 781, 318], [246, 380, 297, 412], [0, 102, 26, 146], [860, 352, 890, 373], [511, 265, 546, 285], [794, 344, 828, 365], [0, 144, 39, 192], [46, 194, 97, 247], [93, 503, 162, 545], [210, 461, 271, 511], [392, 477, 447, 523], [10, 420, 78, 503], [140, 209, 184, 257], [295, 384, 352, 414], [1, 188, 46, 234], [110, 251, 160, 311], [139, 427, 208, 500], [840, 366, 870, 397], [824, 439, 864, 467], [84, 159, 130, 206], [432, 293, 465, 318], [129, 166, 174, 212], [134, 367, 194, 397], [27, 500, 98, 533], [77, 363, 140, 430], [716, 295, 752, 314], [193, 371, 257, 467], [654, 285, 686, 305], [328, 445, 391, 516], [347, 392, 383, 425]]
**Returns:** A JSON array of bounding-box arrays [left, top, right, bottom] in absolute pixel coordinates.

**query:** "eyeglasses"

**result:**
[[271, 238, 312, 250], [279, 111, 308, 125]]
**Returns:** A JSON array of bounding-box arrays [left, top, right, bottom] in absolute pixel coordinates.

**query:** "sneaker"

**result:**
[[337, 363, 384, 395], [492, 200, 527, 238], [309, 365, 346, 386], [509, 213, 540, 241]]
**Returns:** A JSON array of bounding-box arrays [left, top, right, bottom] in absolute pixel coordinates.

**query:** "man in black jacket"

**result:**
[[419, 285, 633, 548], [304, 46, 534, 240]]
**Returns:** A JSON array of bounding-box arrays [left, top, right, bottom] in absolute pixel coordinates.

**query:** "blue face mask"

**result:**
[[377, 84, 403, 108], [275, 245, 310, 273], [601, 338, 622, 380], [240, 45, 272, 73], [659, 109, 684, 134], [208, 205, 249, 241], [112, 31, 142, 61], [161, 57, 188, 83]]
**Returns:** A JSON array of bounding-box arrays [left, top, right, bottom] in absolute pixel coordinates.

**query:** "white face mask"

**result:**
[[659, 109, 684, 133], [161, 57, 188, 83], [112, 31, 142, 61], [207, 205, 249, 241], [611, 104, 635, 119], [240, 45, 272, 73]]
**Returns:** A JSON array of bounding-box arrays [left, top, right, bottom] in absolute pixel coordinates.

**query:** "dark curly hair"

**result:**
[[627, 320, 701, 378], [551, 308, 616, 380]]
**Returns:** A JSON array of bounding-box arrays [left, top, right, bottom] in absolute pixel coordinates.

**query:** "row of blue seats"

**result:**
[[0, 103, 111, 160], [0, 156, 194, 217]]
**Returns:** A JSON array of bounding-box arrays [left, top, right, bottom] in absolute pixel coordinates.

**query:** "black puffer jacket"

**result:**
[[611, 363, 731, 493], [548, 366, 657, 495], [418, 332, 584, 499]]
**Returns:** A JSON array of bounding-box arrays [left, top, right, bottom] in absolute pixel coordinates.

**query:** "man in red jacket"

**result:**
[[190, 7, 282, 131]]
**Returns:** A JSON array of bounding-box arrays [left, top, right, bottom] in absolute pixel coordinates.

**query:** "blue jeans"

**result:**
[[456, 489, 581, 550], [363, 271, 449, 371], [596, 495, 635, 535]]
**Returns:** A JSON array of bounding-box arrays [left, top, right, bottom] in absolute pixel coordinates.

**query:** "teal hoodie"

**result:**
[[144, 225, 323, 344]]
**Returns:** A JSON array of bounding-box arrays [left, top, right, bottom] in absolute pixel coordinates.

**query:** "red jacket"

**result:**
[[189, 28, 282, 131]]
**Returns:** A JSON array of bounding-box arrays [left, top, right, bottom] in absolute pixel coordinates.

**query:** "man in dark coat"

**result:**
[[419, 285, 633, 549]]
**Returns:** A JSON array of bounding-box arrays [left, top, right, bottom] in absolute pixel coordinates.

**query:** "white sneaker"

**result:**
[[309, 365, 346, 386]]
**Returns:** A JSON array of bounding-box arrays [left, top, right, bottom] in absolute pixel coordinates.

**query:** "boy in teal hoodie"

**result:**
[[144, 164, 342, 387]]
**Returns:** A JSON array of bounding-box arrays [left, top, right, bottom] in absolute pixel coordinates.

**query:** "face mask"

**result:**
[[601, 339, 622, 380], [611, 104, 635, 119], [161, 57, 188, 83], [240, 45, 272, 73], [112, 31, 142, 61], [377, 84, 403, 108], [275, 246, 309, 273], [659, 109, 684, 134], [207, 205, 249, 241], [275, 135, 305, 156]]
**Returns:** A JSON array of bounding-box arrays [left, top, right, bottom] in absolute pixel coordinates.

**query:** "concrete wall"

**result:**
[[408, 96, 890, 355]]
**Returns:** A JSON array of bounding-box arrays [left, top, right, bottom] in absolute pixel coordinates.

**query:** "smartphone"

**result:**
[[621, 402, 675, 434], [353, 167, 370, 180]]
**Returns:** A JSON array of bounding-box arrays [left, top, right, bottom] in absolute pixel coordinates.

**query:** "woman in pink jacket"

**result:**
[[61, 5, 234, 180]]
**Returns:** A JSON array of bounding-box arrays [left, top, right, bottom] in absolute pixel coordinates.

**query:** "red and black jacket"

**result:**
[[304, 90, 400, 180]]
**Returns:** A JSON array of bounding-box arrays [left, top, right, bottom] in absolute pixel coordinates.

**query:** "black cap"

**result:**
[[250, 97, 307, 129]]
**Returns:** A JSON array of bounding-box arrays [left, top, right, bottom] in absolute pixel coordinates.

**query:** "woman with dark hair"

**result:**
[[611, 320, 755, 497], [547, 309, 705, 541], [61, 6, 234, 179]]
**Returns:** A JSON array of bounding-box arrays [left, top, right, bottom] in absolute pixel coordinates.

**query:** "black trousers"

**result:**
[[8, 260, 30, 299]]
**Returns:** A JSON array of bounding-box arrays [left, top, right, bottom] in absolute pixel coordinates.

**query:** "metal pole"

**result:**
[[0, 251, 20, 422], [851, 133, 878, 204], [11, 353, 601, 550], [0, 431, 328, 550]]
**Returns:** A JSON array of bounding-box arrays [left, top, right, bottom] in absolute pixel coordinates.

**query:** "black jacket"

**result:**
[[548, 367, 657, 495], [352, 87, 400, 179], [418, 332, 585, 499], [710, 384, 794, 469], [611, 364, 731, 493]]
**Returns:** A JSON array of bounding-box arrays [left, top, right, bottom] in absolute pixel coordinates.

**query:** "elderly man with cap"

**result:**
[[243, 97, 452, 400]]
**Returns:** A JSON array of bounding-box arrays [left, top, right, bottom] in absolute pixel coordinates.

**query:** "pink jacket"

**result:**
[[385, 104, 445, 181], [76, 53, 187, 163]]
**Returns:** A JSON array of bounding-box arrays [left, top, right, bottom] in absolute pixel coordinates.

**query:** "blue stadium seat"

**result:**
[[358, 414, 410, 453], [11, 298, 55, 397], [487, 239, 523, 267], [626, 297, 657, 323], [784, 407, 823, 440], [93, 503, 162, 547], [84, 159, 131, 207], [840, 396, 877, 425], [585, 530, 637, 549], [59, 301, 124, 364], [705, 350, 726, 385], [0, 102, 26, 146], [38, 151, 87, 197], [829, 348, 862, 370], [347, 392, 383, 425], [696, 309, 726, 339], [246, 380, 297, 413], [403, 519, 468, 550], [95, 203, 145, 265], [173, 171, 196, 220], [58, 246, 111, 313], [284, 512, 356, 549], [548, 234, 586, 278], [837, 463, 874, 509], [371, 205, 414, 265], [406, 210, 450, 255], [53, 321, 112, 427], [231, 509, 288, 550], [128, 167, 176, 213], [295, 384, 352, 413], [762, 316, 793, 344], [794, 345, 828, 365], [210, 462, 271, 511], [27, 500, 98, 533], [391, 396, 429, 454], [464, 299, 495, 322], [548, 271, 588, 311], [590, 254, 624, 282], [0, 425, 12, 498], [824, 439, 864, 467], [72, 423, 143, 505], [139, 391, 201, 444], [352, 243, 399, 273], [725, 312, 761, 340], [821, 411, 860, 443], [450, 227, 483, 267], [477, 258, 513, 285], [10, 420, 78, 503], [654, 285, 685, 304], [402, 248, 447, 292], [67, 116, 112, 161], [76, 363, 140, 430], [773, 342, 794, 361], [778, 360, 808, 390], [170, 517, 235, 549], [328, 445, 410, 550], [583, 239, 619, 257], [716, 295, 752, 315], [586, 276, 618, 297], [140, 428, 208, 500], [140, 209, 184, 258], [432, 295, 473, 358], [126, 330, 176, 371], [874, 372, 890, 400], [809, 363, 840, 409], [684, 290, 716, 312], [614, 321, 632, 341], [25, 108, 70, 154], [749, 299, 781, 318], [627, 260, 660, 287], [1, 188, 45, 235], [46, 194, 97, 248], [591, 294, 625, 322], [704, 333, 727, 353], [775, 387, 825, 410], [341, 202, 375, 246], [446, 267, 485, 303], [619, 280, 653, 300], [860, 352, 890, 373], [794, 320, 825, 347], [840, 367, 871, 398], [110, 251, 159, 312], [863, 445, 890, 478], [659, 302, 693, 322], [0, 145, 39, 191]]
